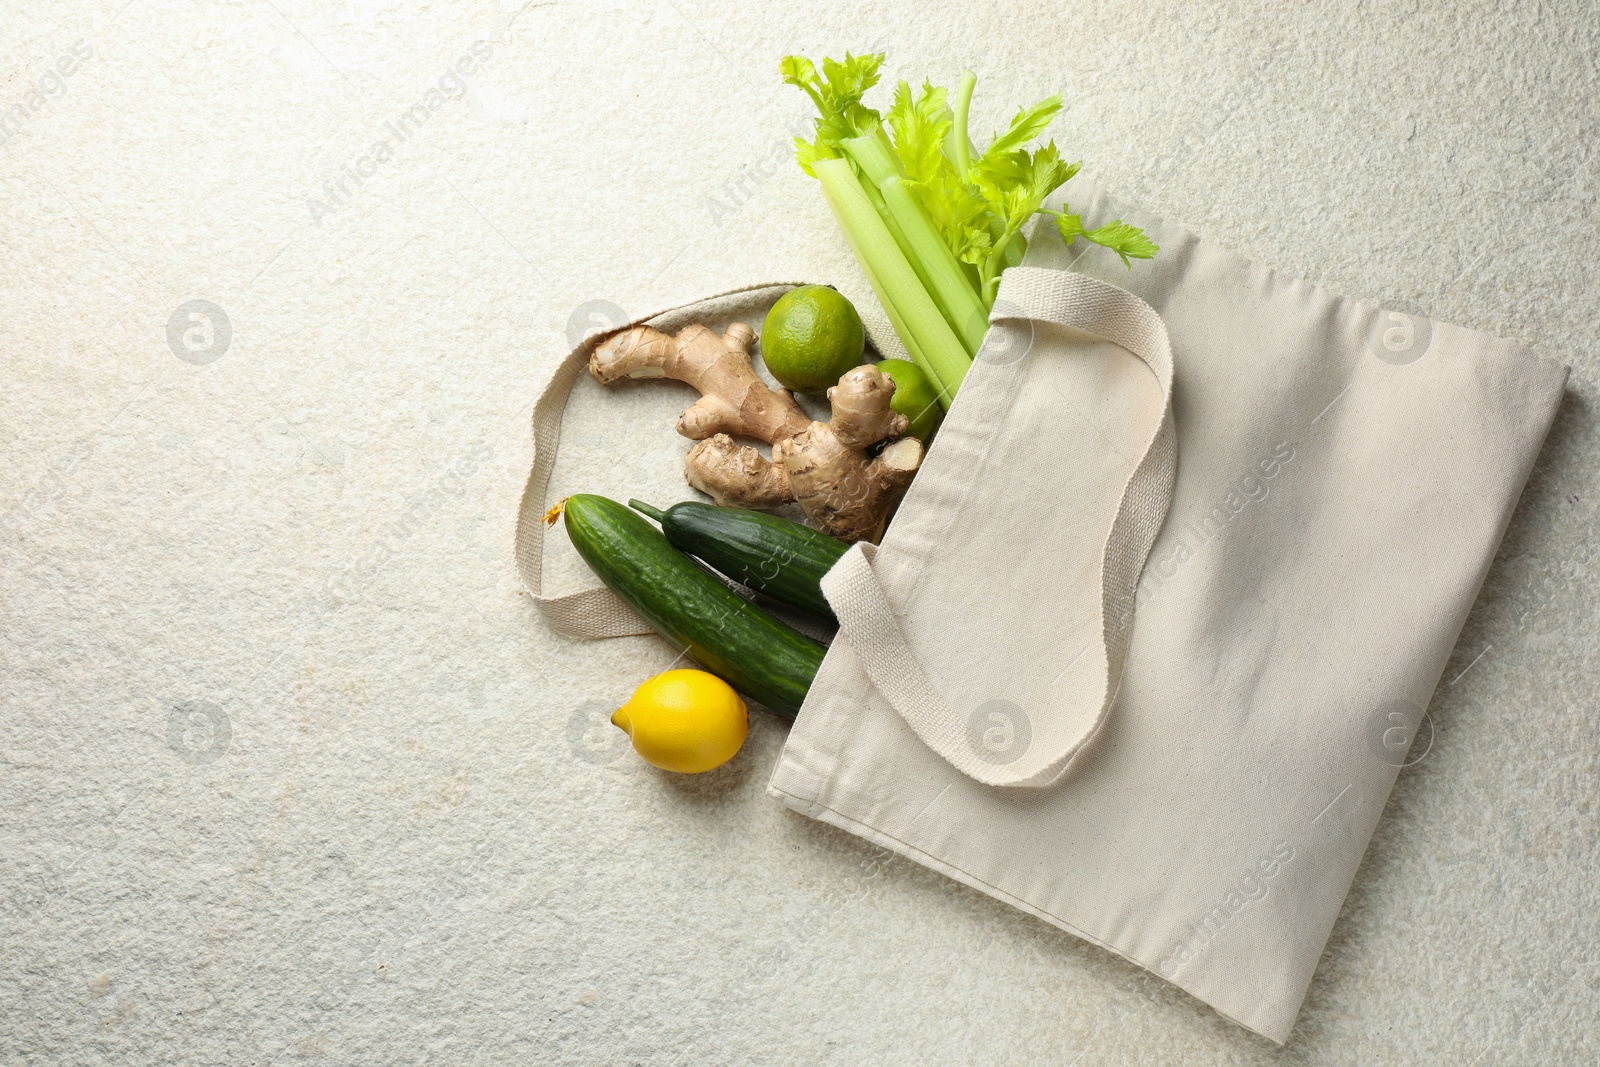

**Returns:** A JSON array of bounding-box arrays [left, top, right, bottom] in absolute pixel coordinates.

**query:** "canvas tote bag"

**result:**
[[517, 188, 1567, 1043], [767, 186, 1568, 1043]]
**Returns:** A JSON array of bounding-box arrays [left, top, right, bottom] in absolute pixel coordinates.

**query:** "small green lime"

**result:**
[[875, 358, 941, 440], [760, 286, 865, 393]]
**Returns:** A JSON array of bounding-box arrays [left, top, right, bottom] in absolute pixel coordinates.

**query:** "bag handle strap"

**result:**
[[514, 282, 808, 639], [821, 268, 1177, 788]]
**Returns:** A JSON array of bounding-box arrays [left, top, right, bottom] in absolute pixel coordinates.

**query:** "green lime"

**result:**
[[875, 358, 941, 440], [759, 285, 865, 393]]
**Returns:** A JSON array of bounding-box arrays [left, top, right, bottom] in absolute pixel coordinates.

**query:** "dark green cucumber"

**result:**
[[628, 500, 847, 623], [561, 494, 824, 717]]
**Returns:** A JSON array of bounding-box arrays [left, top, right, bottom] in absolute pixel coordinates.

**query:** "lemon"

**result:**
[[612, 669, 748, 773], [874, 358, 941, 440], [759, 285, 865, 393]]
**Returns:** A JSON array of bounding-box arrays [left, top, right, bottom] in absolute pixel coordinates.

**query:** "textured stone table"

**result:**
[[2, 1, 1595, 1063]]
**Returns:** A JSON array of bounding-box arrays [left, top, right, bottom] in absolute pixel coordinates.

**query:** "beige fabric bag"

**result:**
[[768, 188, 1567, 1042], [516, 189, 1566, 1044]]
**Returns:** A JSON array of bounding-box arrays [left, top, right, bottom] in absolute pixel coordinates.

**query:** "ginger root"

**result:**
[[589, 322, 922, 541]]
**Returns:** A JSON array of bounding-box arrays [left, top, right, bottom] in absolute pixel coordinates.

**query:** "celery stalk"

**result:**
[[838, 129, 900, 186], [838, 133, 950, 338], [841, 134, 989, 354], [951, 70, 977, 180], [813, 157, 970, 405], [819, 163, 932, 373], [854, 246, 931, 372], [878, 177, 989, 352], [853, 162, 919, 278]]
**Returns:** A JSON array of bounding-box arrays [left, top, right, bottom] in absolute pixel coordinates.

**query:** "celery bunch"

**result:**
[[783, 52, 1157, 407]]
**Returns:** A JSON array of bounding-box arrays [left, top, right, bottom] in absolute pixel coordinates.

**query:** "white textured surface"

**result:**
[[1, 1, 1595, 1063]]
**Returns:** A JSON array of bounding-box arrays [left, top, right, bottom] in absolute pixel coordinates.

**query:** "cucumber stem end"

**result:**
[[628, 499, 669, 523]]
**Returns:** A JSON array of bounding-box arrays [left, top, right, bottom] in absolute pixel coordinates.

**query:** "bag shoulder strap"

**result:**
[[514, 282, 807, 639], [821, 268, 1177, 788]]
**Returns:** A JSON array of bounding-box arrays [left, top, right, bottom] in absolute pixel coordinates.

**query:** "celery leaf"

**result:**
[[974, 97, 1064, 172], [782, 52, 886, 176], [887, 80, 951, 185], [1082, 220, 1159, 266]]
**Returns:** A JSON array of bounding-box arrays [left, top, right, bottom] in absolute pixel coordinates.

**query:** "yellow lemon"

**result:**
[[612, 669, 748, 773]]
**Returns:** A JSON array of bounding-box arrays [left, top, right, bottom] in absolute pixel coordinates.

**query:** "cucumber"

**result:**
[[628, 500, 847, 623], [561, 494, 824, 717]]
